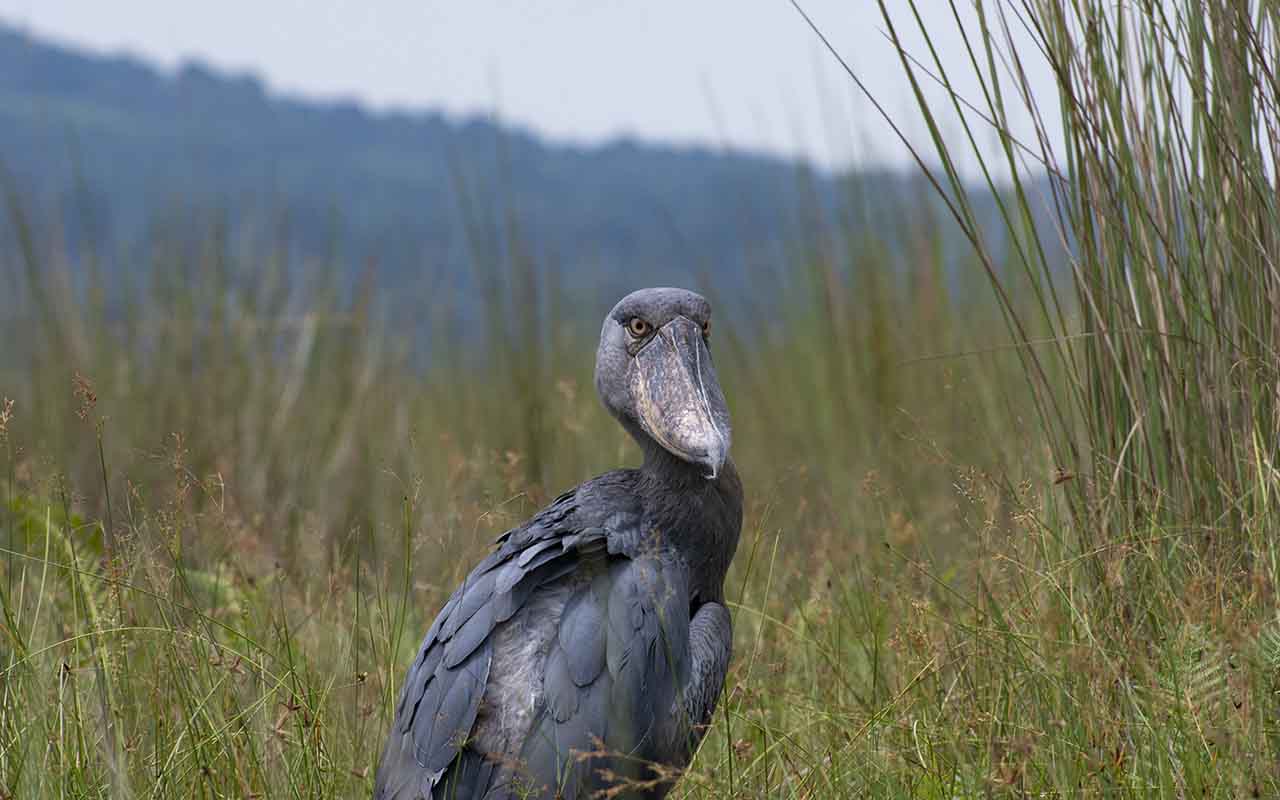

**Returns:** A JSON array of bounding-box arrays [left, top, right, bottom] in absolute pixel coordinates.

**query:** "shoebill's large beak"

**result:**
[[629, 316, 731, 479]]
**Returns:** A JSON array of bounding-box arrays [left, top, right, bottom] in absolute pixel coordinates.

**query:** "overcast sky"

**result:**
[[1, 0, 1061, 173]]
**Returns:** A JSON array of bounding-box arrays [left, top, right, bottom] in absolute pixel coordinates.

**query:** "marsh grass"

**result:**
[[0, 179, 1039, 797], [2, 0, 1280, 796]]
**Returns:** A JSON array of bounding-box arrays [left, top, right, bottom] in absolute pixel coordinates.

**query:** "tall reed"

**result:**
[[850, 0, 1280, 550]]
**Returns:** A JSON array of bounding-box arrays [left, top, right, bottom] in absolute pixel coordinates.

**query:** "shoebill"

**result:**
[[375, 287, 743, 799]]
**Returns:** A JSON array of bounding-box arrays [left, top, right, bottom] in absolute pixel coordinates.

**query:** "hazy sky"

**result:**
[[1, 1, 1060, 172]]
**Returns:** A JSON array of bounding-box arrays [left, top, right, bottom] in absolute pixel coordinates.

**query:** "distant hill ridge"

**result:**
[[0, 21, 955, 309]]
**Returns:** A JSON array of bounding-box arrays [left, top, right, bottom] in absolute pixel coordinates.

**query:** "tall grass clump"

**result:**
[[869, 0, 1280, 537], [773, 0, 1280, 793]]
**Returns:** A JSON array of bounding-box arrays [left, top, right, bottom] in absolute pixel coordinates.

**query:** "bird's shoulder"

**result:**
[[494, 468, 649, 557]]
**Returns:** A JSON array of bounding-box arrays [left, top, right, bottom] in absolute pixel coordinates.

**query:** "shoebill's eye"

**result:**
[[627, 317, 651, 338]]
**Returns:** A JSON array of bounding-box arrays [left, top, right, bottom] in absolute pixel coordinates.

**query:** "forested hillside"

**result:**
[[1, 22, 898, 305]]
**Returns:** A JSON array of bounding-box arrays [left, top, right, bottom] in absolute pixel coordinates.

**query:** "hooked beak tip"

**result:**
[[700, 445, 727, 481]]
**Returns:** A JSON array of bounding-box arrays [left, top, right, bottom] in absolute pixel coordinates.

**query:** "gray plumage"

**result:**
[[375, 288, 743, 799]]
